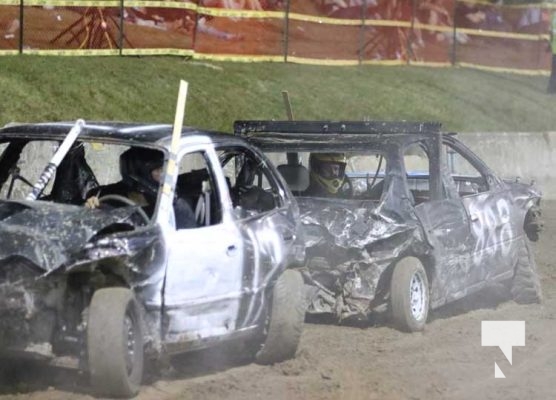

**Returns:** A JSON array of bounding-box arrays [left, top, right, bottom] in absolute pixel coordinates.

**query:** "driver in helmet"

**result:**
[[85, 147, 196, 229], [304, 153, 351, 197]]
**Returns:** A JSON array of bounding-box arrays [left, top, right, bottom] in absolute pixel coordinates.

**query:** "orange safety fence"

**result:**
[[0, 0, 552, 74]]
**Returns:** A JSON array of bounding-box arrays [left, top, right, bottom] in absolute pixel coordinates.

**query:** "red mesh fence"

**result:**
[[286, 0, 358, 62], [23, 5, 122, 51], [192, 0, 285, 58], [0, 0, 552, 72], [0, 5, 19, 52], [122, 2, 196, 52], [287, 20, 361, 61], [453, 2, 551, 71], [413, 0, 455, 64], [193, 16, 284, 57], [359, 1, 412, 63]]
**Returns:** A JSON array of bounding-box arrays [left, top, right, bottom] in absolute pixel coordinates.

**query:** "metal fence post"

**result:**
[[408, 0, 416, 65], [191, 0, 203, 55], [535, 4, 544, 71], [283, 0, 291, 63], [358, 0, 367, 65], [451, 0, 457, 66], [18, 0, 24, 54], [119, 0, 124, 55]]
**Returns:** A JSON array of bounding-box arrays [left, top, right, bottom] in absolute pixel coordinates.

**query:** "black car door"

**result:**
[[408, 137, 476, 304], [443, 139, 516, 282]]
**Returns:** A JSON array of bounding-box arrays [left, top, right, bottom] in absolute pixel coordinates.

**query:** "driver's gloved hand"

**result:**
[[84, 196, 100, 209]]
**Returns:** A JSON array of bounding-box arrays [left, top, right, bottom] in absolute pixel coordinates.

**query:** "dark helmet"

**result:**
[[308, 153, 347, 194], [119, 147, 164, 194]]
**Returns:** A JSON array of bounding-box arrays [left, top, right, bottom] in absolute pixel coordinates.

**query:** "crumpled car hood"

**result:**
[[0, 200, 140, 272], [297, 197, 424, 320], [298, 197, 419, 264]]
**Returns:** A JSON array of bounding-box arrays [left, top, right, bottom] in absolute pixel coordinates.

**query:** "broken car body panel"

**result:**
[[236, 120, 542, 321], [0, 200, 148, 272], [0, 122, 299, 363]]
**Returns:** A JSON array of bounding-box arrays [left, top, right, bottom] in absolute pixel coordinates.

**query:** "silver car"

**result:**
[[0, 121, 305, 397]]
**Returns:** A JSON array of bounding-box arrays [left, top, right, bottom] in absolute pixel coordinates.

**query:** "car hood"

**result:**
[[0, 200, 141, 272], [297, 196, 425, 320], [297, 197, 420, 265]]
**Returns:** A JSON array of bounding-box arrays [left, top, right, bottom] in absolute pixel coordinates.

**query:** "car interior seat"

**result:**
[[177, 168, 220, 226], [277, 164, 310, 194], [50, 143, 99, 204], [366, 179, 385, 200]]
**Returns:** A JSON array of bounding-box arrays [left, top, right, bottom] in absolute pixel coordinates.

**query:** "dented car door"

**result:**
[[218, 146, 297, 328], [409, 138, 476, 302], [444, 140, 517, 282], [161, 146, 247, 346]]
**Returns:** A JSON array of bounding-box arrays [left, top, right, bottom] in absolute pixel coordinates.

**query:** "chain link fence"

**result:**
[[0, 0, 552, 73]]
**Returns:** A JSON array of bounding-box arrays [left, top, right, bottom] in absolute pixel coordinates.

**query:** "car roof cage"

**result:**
[[233, 120, 442, 136]]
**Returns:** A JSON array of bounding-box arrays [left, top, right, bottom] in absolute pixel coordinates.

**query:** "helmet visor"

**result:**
[[316, 161, 346, 179]]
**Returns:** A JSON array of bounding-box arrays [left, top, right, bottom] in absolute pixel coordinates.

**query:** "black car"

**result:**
[[0, 121, 305, 397], [236, 120, 543, 332]]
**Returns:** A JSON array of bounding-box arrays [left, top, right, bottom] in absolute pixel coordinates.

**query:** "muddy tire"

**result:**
[[87, 288, 144, 398], [524, 205, 542, 242], [511, 239, 542, 304], [390, 257, 429, 332], [255, 269, 305, 365]]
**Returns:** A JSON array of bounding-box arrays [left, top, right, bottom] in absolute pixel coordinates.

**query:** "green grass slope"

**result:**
[[0, 56, 554, 132]]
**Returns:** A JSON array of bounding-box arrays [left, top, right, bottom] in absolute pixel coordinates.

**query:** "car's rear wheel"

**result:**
[[255, 269, 305, 365], [524, 205, 542, 242], [390, 257, 429, 332], [87, 288, 144, 398], [511, 238, 542, 304]]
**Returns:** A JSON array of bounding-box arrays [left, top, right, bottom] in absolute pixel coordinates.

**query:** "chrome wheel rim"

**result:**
[[124, 314, 136, 375], [410, 272, 426, 321]]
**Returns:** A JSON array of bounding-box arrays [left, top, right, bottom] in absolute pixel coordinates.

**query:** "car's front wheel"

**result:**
[[87, 287, 144, 398], [390, 257, 429, 332], [255, 269, 305, 364]]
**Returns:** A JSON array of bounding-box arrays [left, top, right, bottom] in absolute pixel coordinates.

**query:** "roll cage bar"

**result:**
[[234, 120, 442, 136]]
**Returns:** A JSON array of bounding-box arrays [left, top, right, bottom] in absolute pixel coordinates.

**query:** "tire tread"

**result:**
[[88, 287, 143, 398], [511, 239, 542, 304], [255, 269, 305, 365]]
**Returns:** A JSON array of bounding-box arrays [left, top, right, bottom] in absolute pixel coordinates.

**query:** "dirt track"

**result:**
[[1, 202, 555, 400]]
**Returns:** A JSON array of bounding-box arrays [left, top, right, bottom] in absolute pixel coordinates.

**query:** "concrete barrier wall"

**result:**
[[458, 132, 556, 200]]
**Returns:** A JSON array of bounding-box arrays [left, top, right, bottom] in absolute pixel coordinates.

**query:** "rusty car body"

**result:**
[[0, 121, 305, 397], [235, 120, 543, 332]]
